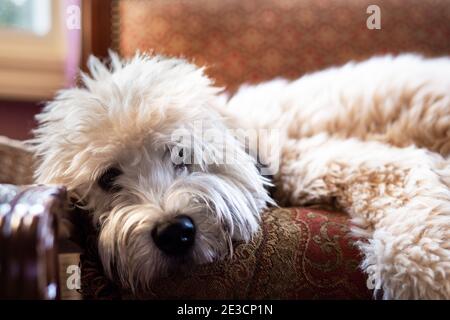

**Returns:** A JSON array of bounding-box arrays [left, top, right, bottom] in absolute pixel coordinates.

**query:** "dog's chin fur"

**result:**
[[31, 52, 272, 292]]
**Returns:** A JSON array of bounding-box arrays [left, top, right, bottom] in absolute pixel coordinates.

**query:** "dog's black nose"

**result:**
[[152, 215, 196, 255]]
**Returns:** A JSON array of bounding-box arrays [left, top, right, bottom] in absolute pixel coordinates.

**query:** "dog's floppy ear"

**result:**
[[210, 98, 276, 199]]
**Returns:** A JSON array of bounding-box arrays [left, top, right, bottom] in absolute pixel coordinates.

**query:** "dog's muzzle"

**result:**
[[151, 215, 196, 255]]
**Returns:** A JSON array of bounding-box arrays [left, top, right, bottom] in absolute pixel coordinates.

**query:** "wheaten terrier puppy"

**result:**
[[32, 52, 450, 299]]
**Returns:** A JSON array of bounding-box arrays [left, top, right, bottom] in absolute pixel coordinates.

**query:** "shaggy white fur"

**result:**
[[31, 52, 450, 299], [225, 54, 450, 299], [32, 53, 272, 292]]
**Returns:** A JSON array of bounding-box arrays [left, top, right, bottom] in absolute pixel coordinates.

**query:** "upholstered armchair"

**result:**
[[0, 135, 371, 299], [2, 0, 450, 299]]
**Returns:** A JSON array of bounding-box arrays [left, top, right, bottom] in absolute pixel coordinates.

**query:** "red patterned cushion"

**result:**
[[80, 207, 372, 299]]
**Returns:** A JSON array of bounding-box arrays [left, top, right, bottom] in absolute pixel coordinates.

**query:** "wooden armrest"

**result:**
[[0, 184, 67, 299]]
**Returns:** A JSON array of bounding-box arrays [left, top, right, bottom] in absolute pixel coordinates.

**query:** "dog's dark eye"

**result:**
[[175, 149, 186, 169], [172, 147, 189, 172], [98, 167, 122, 192]]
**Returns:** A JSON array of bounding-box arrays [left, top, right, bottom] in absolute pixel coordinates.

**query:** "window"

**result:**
[[0, 0, 51, 35], [0, 0, 71, 100]]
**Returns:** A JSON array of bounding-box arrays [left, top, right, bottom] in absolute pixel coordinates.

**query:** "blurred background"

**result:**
[[0, 0, 449, 140]]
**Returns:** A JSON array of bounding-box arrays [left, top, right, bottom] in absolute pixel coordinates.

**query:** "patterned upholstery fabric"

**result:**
[[80, 207, 372, 299], [118, 0, 450, 91]]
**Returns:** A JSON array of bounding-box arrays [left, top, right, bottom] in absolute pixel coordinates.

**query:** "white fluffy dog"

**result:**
[[32, 52, 450, 299]]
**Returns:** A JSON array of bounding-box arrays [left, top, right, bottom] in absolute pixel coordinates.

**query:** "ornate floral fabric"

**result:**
[[80, 207, 372, 299], [118, 0, 450, 92]]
